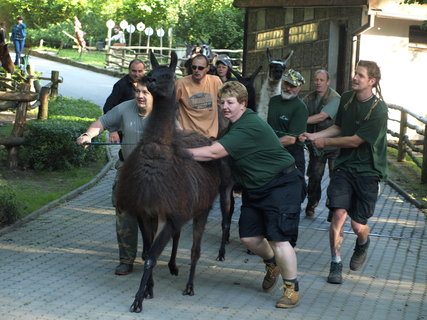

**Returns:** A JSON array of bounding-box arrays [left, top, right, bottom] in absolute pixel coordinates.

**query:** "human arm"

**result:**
[[279, 135, 297, 146], [187, 142, 229, 161], [307, 111, 330, 124], [310, 134, 364, 149], [76, 120, 105, 148]]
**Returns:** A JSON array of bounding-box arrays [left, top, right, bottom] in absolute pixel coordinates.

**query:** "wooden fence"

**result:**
[[104, 45, 243, 74], [0, 69, 62, 168], [387, 104, 426, 184]]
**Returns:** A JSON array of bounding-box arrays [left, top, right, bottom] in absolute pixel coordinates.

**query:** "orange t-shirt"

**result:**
[[176, 74, 223, 139]]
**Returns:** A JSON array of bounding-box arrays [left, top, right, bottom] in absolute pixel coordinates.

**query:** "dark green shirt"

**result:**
[[218, 109, 295, 189], [267, 95, 308, 153], [334, 90, 388, 180]]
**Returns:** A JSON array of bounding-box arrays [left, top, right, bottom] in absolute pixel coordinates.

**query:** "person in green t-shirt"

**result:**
[[300, 60, 388, 285], [187, 81, 304, 309], [267, 69, 308, 176]]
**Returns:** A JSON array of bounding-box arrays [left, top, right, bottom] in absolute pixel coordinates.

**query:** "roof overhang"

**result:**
[[233, 0, 368, 8]]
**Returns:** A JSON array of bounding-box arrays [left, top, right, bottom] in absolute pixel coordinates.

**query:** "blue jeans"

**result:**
[[13, 39, 25, 65]]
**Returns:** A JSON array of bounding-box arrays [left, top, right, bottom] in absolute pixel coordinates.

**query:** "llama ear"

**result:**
[[250, 66, 262, 81], [282, 50, 294, 66], [266, 48, 272, 62], [150, 50, 160, 69], [230, 69, 243, 81], [169, 51, 178, 71]]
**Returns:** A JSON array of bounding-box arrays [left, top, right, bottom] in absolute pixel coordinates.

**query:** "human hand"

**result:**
[[76, 133, 91, 149]]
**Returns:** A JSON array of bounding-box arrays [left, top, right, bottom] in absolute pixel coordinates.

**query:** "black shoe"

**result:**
[[350, 237, 370, 271], [327, 262, 343, 284], [115, 263, 133, 275]]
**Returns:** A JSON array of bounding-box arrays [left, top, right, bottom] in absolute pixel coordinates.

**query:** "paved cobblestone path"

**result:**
[[0, 56, 425, 320]]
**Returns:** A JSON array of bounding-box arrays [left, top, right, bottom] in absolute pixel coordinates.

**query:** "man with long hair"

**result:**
[[300, 60, 388, 284]]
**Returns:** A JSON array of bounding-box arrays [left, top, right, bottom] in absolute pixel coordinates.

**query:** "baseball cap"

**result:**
[[216, 55, 232, 68], [282, 69, 305, 87]]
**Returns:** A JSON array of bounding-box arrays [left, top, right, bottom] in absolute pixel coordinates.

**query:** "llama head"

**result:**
[[146, 50, 178, 99], [266, 48, 294, 81]]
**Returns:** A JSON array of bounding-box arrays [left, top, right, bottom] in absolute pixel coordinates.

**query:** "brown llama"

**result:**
[[115, 51, 222, 313], [257, 48, 293, 121], [0, 29, 15, 73]]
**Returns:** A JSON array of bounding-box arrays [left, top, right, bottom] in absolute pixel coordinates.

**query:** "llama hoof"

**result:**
[[130, 300, 143, 313], [216, 254, 225, 262], [182, 284, 194, 296], [168, 262, 179, 276], [144, 288, 154, 299]]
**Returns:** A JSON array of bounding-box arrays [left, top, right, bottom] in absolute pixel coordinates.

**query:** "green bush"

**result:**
[[0, 185, 20, 226], [17, 96, 105, 171], [19, 119, 104, 171]]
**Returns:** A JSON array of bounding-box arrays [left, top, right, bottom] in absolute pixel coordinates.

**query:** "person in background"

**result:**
[[77, 77, 153, 276], [176, 54, 223, 139], [300, 60, 387, 285], [109, 25, 126, 45], [267, 69, 308, 176], [103, 59, 145, 144], [303, 70, 341, 217], [215, 54, 236, 83], [10, 16, 26, 67]]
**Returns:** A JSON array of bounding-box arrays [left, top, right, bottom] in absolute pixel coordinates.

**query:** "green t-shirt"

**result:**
[[334, 90, 388, 180], [218, 109, 295, 189], [267, 95, 308, 153]]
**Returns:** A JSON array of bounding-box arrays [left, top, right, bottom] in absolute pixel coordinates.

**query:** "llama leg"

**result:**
[[183, 209, 210, 296], [130, 221, 173, 313], [168, 232, 180, 276], [217, 182, 234, 261], [137, 216, 149, 261]]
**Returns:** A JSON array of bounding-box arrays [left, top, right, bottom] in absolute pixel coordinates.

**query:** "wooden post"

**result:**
[[8, 83, 31, 169], [397, 110, 407, 162], [422, 123, 427, 184], [50, 70, 59, 97], [37, 86, 50, 120], [121, 49, 126, 73]]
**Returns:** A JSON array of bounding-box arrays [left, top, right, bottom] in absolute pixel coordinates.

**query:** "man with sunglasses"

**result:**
[[176, 54, 223, 139]]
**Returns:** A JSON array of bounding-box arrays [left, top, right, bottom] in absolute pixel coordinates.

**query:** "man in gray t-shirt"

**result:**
[[77, 78, 152, 275], [303, 70, 340, 217]]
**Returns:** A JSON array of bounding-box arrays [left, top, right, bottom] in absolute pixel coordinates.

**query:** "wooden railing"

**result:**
[[105, 45, 243, 74], [0, 69, 62, 168], [387, 104, 426, 183]]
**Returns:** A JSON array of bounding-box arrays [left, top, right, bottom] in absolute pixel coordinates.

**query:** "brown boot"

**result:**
[[262, 262, 280, 291], [276, 281, 300, 308]]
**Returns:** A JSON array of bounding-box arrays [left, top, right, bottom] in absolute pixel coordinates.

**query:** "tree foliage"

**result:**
[[0, 0, 244, 49]]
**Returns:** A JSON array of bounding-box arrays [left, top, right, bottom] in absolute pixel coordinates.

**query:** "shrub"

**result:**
[[19, 119, 105, 170], [0, 185, 20, 226], [18, 96, 106, 171]]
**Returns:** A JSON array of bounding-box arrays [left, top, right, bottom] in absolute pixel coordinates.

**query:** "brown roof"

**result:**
[[233, 0, 368, 8]]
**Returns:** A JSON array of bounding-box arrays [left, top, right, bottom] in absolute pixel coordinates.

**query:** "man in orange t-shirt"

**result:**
[[176, 54, 223, 139]]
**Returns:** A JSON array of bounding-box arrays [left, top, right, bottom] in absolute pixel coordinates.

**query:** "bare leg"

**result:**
[[240, 236, 274, 260], [351, 220, 370, 244], [269, 241, 297, 279], [329, 208, 347, 258]]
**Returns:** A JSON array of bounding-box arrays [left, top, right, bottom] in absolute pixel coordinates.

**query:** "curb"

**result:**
[[0, 147, 116, 236], [28, 49, 126, 79]]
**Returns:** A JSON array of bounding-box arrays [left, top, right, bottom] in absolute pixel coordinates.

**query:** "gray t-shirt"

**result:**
[[100, 99, 149, 159]]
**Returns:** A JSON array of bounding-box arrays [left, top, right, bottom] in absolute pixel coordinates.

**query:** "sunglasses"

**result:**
[[191, 65, 206, 71]]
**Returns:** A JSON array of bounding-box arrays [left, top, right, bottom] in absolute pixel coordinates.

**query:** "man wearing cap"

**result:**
[[11, 16, 26, 67], [303, 70, 341, 217], [267, 69, 308, 176], [176, 54, 223, 139]]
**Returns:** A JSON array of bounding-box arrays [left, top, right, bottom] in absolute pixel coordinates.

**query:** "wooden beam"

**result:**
[[0, 137, 26, 147], [0, 91, 39, 102]]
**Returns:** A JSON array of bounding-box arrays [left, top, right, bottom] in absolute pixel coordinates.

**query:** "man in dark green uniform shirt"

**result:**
[[301, 60, 387, 285]]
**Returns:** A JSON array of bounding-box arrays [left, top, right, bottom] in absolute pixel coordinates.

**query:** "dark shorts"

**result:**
[[326, 169, 379, 225], [238, 166, 304, 247]]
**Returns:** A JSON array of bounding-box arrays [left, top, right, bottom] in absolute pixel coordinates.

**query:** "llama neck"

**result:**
[[143, 93, 177, 145]]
